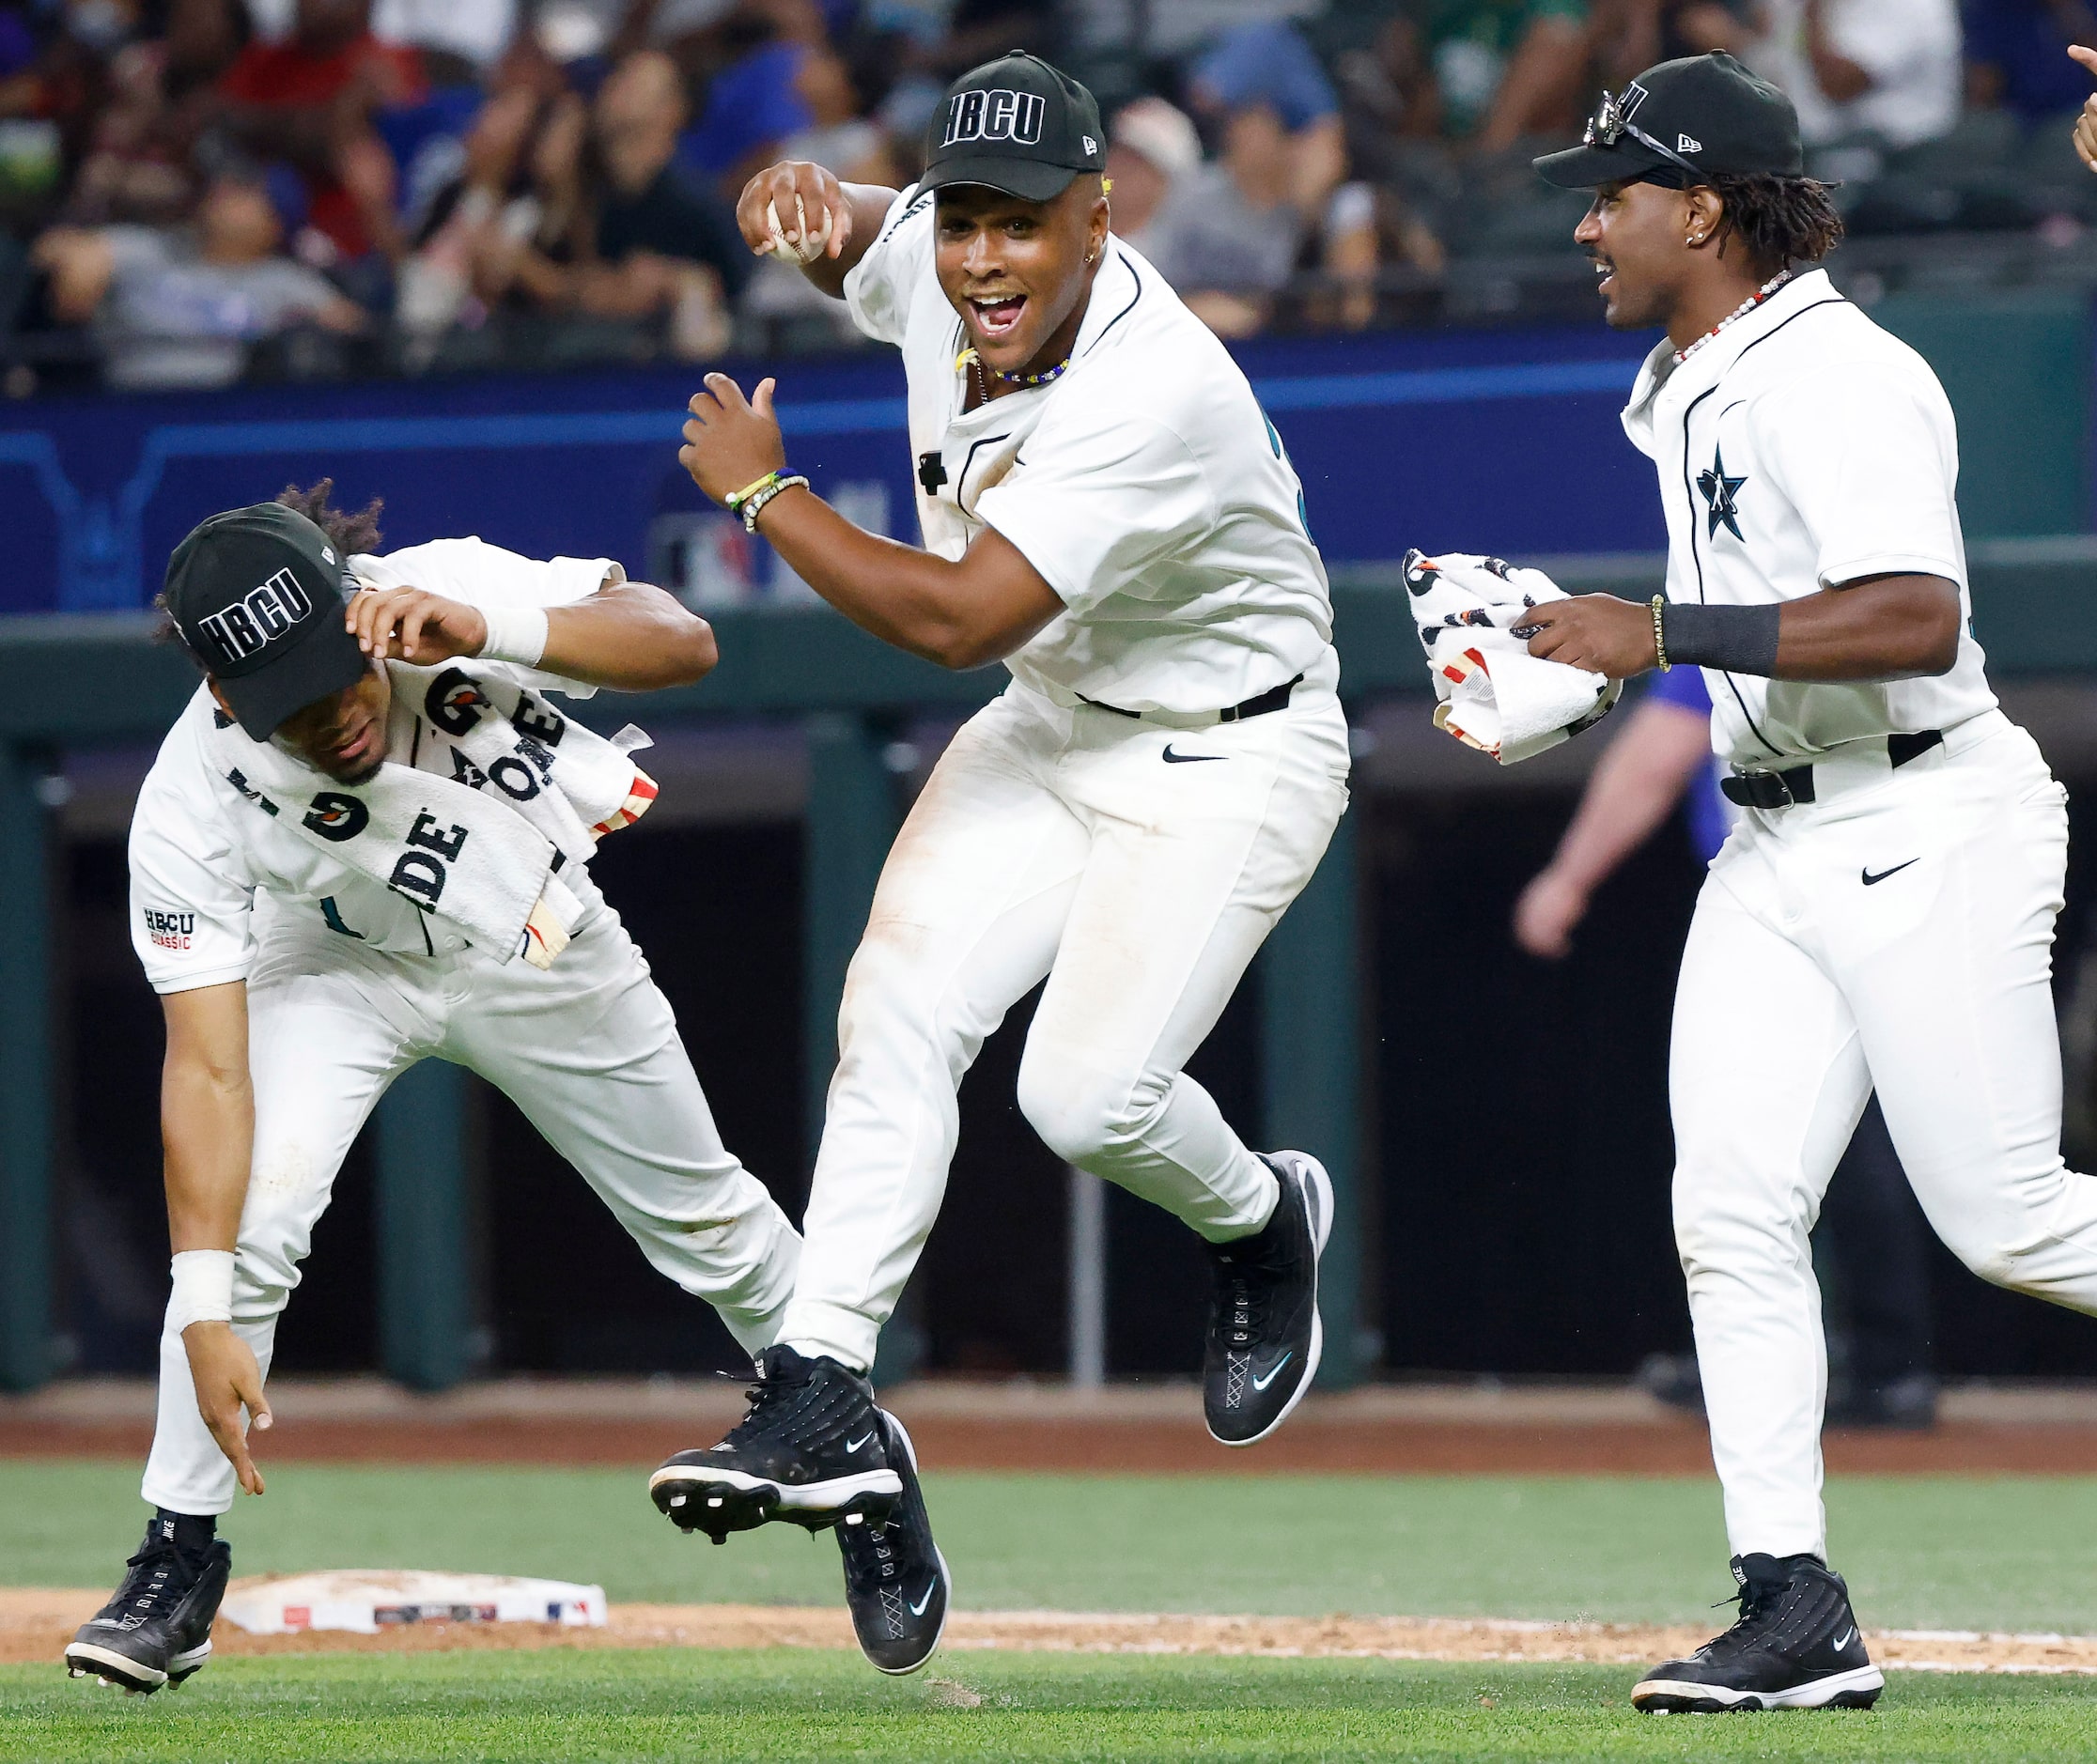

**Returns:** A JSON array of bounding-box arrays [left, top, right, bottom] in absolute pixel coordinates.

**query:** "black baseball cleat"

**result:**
[[1203, 1150, 1332, 1447], [64, 1512, 230, 1694], [649, 1344, 902, 1543], [1632, 1553, 1885, 1712], [835, 1410, 951, 1676]]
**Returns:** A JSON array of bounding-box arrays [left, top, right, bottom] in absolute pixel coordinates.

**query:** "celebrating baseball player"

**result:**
[[647, 51, 1349, 1670], [64, 485, 817, 1694], [1525, 51, 2097, 1712]]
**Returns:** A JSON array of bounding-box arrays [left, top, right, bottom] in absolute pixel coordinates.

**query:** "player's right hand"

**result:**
[[736, 161, 850, 260], [2072, 46, 2097, 171], [181, 1320, 272, 1496], [1513, 867, 1588, 960]]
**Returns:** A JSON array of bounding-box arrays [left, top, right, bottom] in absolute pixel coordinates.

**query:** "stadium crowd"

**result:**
[[0, 0, 2085, 390]]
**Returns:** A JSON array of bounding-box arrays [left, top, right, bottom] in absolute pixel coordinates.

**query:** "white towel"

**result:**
[[1405, 549, 1622, 766], [210, 660, 657, 968]]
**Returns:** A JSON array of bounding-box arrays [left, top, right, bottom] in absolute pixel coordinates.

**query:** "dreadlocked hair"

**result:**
[[275, 478, 384, 555], [1707, 173, 1844, 279]]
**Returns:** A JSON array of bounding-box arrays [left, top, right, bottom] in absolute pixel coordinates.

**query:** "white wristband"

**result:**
[[476, 603, 549, 668], [167, 1249, 235, 1334]]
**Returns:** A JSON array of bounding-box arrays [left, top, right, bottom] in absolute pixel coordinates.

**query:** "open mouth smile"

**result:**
[[967, 293, 1027, 339]]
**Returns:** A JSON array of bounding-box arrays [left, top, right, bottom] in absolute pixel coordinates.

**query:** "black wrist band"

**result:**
[[1662, 601, 1781, 676]]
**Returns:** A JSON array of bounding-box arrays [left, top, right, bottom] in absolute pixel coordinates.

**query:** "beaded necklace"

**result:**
[[956, 347, 1071, 394], [1672, 269, 1794, 367]]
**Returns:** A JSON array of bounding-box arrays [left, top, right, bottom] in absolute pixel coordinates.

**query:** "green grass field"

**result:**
[[10, 1461, 2097, 1760]]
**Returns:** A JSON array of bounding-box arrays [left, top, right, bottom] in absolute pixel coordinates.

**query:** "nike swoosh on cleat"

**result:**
[[845, 1431, 875, 1453], [1250, 1353, 1294, 1392], [909, 1583, 936, 1617], [1833, 1627, 1856, 1650], [1161, 745, 1225, 764]]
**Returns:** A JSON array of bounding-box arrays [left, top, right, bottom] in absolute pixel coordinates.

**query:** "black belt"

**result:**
[[1081, 673, 1303, 724], [1719, 730, 1944, 810]]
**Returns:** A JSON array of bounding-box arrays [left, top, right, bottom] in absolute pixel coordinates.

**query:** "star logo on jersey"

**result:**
[[1698, 446, 1748, 542]]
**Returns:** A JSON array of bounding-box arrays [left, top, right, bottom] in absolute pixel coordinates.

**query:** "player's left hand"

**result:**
[[348, 585, 489, 662], [1518, 594, 1659, 677], [680, 373, 786, 506], [2071, 46, 2097, 170]]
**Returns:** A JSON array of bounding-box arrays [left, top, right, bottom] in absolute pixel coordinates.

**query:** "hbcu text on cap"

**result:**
[[195, 567, 315, 666], [942, 88, 1045, 149]]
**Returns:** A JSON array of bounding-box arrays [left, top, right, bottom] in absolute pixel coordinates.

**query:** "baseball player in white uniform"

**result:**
[[64, 484, 812, 1693], [1527, 53, 2097, 1712], [645, 53, 1350, 1673]]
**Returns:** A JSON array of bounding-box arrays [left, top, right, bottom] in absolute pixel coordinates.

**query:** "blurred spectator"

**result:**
[[31, 160, 364, 387], [1749, 0, 1964, 149], [1105, 95, 1201, 255], [1966, 0, 2097, 125], [677, 33, 810, 196], [214, 0, 427, 261], [393, 81, 540, 342], [478, 51, 745, 358], [1142, 94, 1380, 337], [1188, 18, 1346, 209], [1406, 0, 1595, 150], [1595, 0, 1759, 80]]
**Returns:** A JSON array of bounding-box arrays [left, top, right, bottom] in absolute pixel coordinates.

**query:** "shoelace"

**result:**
[[114, 1540, 196, 1618], [717, 1364, 812, 1450]]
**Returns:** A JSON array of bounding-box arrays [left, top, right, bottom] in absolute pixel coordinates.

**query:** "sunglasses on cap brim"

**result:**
[[1585, 88, 1705, 183]]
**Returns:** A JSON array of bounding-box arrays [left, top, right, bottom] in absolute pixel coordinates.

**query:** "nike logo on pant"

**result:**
[[1161, 745, 1225, 764], [1861, 859, 1918, 886]]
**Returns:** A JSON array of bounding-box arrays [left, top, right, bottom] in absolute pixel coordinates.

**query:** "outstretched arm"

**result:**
[[679, 373, 1065, 669], [733, 162, 901, 301], [1513, 697, 1715, 958], [1515, 574, 1962, 681], [347, 576, 719, 689], [161, 982, 272, 1495]]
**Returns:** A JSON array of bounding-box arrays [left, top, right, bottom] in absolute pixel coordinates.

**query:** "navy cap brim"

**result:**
[[920, 154, 1083, 202], [1533, 139, 1676, 189], [216, 611, 371, 740]]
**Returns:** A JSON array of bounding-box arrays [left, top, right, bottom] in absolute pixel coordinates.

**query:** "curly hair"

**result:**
[[274, 478, 384, 555], [1708, 173, 1845, 279]]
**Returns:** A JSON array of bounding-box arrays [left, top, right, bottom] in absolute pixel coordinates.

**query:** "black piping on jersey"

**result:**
[[957, 432, 1011, 514], [1677, 297, 1845, 760], [1079, 248, 1143, 358]]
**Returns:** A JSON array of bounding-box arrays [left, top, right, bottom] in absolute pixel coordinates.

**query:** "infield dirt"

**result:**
[[8, 1586, 2097, 1678]]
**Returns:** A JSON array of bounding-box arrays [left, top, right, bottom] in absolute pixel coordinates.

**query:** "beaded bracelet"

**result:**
[[724, 470, 782, 513], [741, 473, 810, 533], [1650, 596, 1671, 673]]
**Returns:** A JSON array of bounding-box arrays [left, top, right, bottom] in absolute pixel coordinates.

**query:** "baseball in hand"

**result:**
[[764, 194, 831, 264]]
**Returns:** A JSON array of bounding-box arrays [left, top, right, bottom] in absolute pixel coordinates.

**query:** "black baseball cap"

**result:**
[[163, 501, 369, 739], [922, 52, 1107, 202], [1534, 53, 1803, 190]]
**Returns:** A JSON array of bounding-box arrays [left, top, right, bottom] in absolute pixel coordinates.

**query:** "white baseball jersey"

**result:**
[[1620, 268, 1997, 772], [130, 538, 618, 992], [843, 184, 1333, 715]]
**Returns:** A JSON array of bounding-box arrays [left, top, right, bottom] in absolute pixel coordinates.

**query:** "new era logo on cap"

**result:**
[[196, 566, 316, 665], [1680, 134, 1702, 152], [942, 88, 1046, 147]]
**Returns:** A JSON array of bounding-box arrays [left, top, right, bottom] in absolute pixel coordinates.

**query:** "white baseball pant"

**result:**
[[1670, 710, 2097, 1559], [781, 654, 1352, 1373], [143, 909, 802, 1516]]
